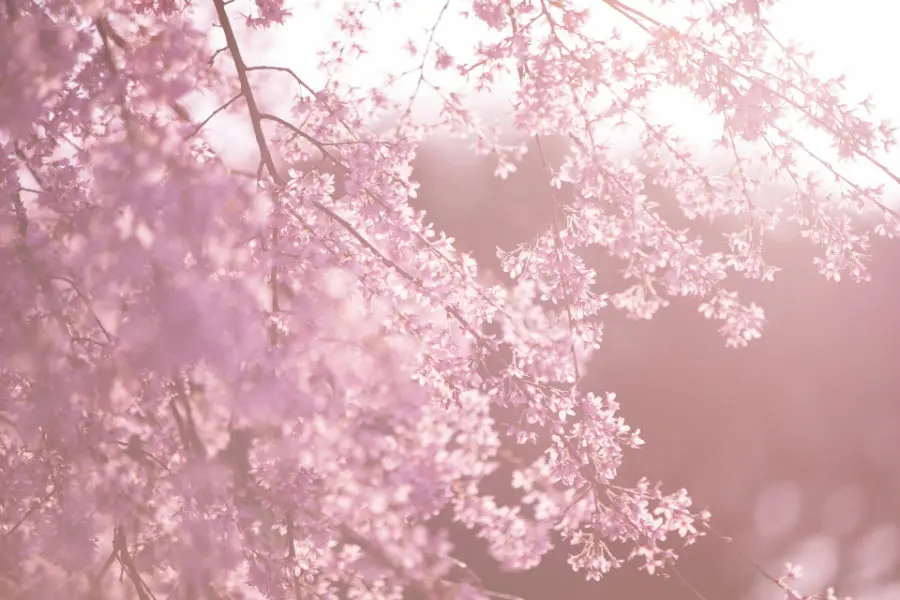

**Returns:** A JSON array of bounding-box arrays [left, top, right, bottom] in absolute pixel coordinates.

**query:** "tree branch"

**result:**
[[184, 92, 244, 139]]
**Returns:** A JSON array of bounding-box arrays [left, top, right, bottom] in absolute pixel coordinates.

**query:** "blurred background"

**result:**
[[412, 139, 900, 600]]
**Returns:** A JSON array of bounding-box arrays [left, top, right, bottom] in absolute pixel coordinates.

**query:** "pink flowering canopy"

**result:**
[[1, 0, 895, 599]]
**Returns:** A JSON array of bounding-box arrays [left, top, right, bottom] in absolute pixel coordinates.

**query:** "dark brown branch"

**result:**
[[213, 0, 286, 339], [12, 191, 28, 238], [601, 0, 900, 191], [288, 203, 484, 344], [212, 0, 282, 183], [1, 502, 40, 539], [168, 382, 206, 459], [259, 112, 340, 164], [245, 65, 319, 98], [208, 46, 229, 66], [87, 543, 119, 598], [114, 528, 156, 600], [285, 513, 306, 600], [184, 92, 244, 139], [338, 524, 434, 598], [49, 275, 115, 343]]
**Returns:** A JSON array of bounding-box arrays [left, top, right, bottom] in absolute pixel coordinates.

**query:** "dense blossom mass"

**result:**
[[1, 0, 896, 599]]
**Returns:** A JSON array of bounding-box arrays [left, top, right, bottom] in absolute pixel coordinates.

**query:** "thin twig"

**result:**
[[184, 93, 243, 139]]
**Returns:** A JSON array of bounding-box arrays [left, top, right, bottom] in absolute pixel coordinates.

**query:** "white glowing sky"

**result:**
[[198, 0, 900, 195]]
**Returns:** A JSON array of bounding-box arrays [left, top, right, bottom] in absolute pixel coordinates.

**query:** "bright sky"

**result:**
[[200, 0, 900, 194]]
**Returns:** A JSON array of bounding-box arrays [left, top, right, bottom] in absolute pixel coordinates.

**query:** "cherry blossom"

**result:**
[[2, 1, 894, 599]]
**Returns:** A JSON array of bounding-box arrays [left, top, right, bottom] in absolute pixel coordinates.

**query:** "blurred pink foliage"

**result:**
[[0, 0, 895, 599]]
